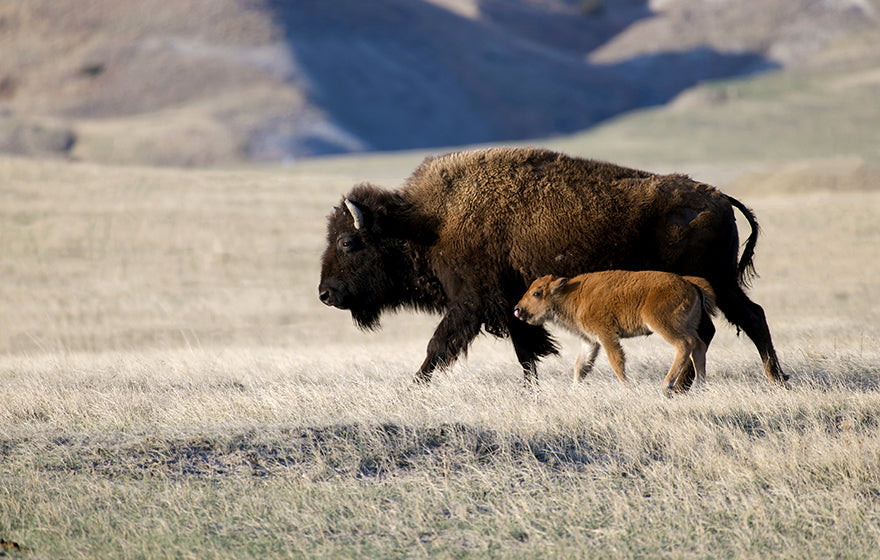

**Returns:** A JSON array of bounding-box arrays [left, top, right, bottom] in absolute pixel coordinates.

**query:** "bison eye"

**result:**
[[532, 290, 542, 298], [337, 234, 360, 253]]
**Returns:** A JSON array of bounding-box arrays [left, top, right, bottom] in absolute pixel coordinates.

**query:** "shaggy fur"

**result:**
[[514, 271, 717, 391], [318, 147, 786, 387]]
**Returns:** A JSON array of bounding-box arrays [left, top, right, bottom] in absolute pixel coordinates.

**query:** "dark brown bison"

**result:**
[[318, 147, 786, 389]]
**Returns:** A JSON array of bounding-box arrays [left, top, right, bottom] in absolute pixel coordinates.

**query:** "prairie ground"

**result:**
[[1, 153, 879, 558]]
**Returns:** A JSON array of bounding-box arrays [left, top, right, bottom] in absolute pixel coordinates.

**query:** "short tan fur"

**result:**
[[514, 270, 717, 391]]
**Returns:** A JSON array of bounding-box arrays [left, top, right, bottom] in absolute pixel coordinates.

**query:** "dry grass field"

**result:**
[[1, 150, 879, 558]]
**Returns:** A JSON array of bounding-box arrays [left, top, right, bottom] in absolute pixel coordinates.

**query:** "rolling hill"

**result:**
[[0, 0, 876, 165]]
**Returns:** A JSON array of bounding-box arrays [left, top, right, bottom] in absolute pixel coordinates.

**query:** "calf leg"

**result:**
[[673, 310, 716, 393], [574, 339, 601, 384], [600, 336, 628, 386], [716, 285, 787, 385], [690, 337, 708, 389], [663, 338, 697, 391]]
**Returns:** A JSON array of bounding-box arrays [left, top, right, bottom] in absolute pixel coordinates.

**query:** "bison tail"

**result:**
[[683, 276, 718, 317], [724, 194, 760, 288]]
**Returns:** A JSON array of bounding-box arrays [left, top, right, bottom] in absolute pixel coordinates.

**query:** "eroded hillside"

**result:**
[[0, 0, 875, 165]]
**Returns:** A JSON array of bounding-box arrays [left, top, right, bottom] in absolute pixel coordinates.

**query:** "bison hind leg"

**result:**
[[509, 319, 558, 385], [715, 284, 787, 385]]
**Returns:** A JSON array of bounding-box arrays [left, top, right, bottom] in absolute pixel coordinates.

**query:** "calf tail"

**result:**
[[724, 194, 760, 288], [683, 276, 718, 317]]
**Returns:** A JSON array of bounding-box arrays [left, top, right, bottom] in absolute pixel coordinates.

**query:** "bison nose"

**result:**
[[319, 281, 344, 307], [319, 289, 332, 305], [513, 307, 522, 319]]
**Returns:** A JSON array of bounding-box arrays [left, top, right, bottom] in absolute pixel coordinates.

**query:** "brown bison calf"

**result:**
[[514, 270, 717, 391]]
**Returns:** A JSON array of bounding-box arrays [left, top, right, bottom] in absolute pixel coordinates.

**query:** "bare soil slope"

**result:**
[[0, 0, 874, 165]]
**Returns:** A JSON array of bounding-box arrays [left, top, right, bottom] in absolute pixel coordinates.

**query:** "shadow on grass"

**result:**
[[7, 408, 879, 483], [3, 353, 877, 483]]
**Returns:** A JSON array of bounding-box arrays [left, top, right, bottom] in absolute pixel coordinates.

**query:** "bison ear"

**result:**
[[551, 277, 568, 295]]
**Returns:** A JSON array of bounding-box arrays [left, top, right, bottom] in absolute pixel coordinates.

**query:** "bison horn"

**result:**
[[344, 198, 364, 230]]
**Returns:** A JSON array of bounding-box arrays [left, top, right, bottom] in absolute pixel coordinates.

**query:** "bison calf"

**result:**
[[514, 271, 717, 391]]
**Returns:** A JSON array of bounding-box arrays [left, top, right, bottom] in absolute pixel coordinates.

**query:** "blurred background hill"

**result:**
[[0, 0, 877, 167]]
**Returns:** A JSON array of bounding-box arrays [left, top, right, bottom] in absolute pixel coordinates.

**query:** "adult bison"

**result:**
[[318, 147, 786, 389]]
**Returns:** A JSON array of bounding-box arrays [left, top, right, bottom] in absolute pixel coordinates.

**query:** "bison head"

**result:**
[[318, 185, 433, 330]]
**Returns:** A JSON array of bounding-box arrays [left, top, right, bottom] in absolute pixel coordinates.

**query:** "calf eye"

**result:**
[[532, 290, 542, 298]]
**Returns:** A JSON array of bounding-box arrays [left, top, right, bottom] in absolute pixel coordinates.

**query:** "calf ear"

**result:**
[[551, 277, 568, 295]]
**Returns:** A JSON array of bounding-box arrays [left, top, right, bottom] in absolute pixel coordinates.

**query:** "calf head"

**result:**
[[513, 275, 568, 326]]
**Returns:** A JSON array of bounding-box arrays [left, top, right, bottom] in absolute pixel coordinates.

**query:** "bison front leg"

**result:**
[[509, 319, 558, 385], [415, 305, 483, 383]]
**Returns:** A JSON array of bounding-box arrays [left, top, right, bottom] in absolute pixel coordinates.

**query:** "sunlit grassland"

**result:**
[[1, 153, 879, 558]]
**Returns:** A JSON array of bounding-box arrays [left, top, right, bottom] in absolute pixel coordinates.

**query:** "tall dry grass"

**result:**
[[1, 154, 879, 558]]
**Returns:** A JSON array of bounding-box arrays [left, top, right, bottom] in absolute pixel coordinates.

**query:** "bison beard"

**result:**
[[318, 147, 787, 389]]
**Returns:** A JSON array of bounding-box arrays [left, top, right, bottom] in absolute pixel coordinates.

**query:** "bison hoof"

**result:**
[[413, 372, 432, 385]]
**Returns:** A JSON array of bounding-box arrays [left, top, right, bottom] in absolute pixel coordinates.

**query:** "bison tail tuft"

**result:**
[[725, 195, 760, 288]]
